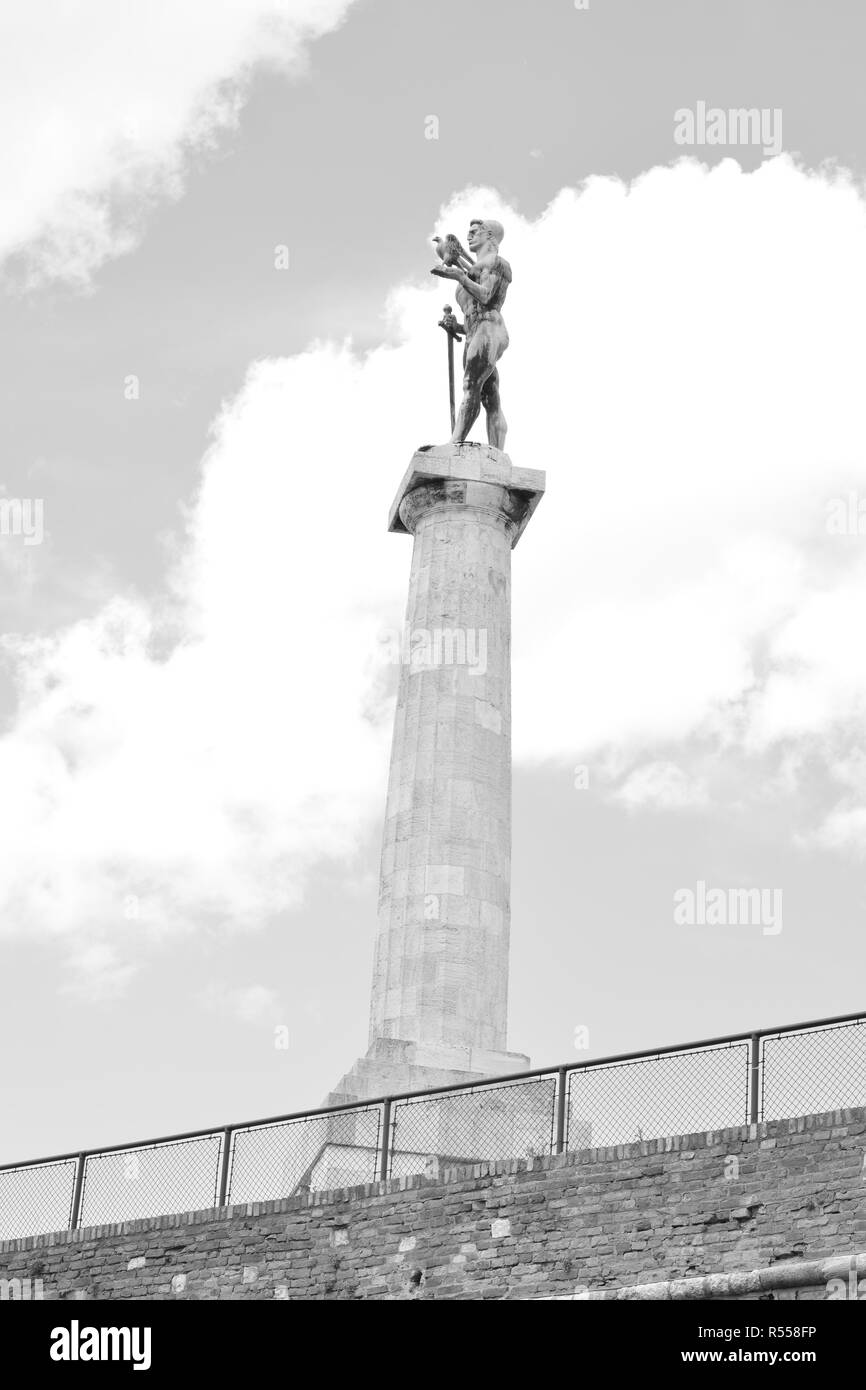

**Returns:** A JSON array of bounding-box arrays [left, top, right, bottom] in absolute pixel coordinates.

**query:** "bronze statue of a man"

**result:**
[[432, 218, 511, 450]]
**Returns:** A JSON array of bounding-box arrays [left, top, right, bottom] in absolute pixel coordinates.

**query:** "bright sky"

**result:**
[[2, 0, 866, 1165]]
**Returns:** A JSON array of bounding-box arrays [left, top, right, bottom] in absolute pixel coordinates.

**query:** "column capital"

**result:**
[[388, 442, 545, 549]]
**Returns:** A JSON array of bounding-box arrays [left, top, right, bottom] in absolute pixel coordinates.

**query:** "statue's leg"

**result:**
[[451, 332, 493, 445], [451, 367, 484, 444], [481, 368, 507, 451]]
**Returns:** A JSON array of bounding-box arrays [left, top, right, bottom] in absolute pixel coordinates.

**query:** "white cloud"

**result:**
[[0, 0, 355, 287], [0, 348, 398, 954], [795, 745, 866, 855], [4, 156, 866, 985], [807, 805, 866, 857], [613, 761, 709, 812], [200, 982, 280, 1025], [59, 941, 137, 1002], [744, 567, 866, 749]]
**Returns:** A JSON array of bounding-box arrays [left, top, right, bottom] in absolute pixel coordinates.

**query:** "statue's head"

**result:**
[[468, 218, 504, 252]]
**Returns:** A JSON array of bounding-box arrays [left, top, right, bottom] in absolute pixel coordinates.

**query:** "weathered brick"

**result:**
[[1, 1107, 864, 1300]]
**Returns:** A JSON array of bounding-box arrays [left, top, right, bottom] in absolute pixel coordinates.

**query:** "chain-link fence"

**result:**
[[761, 1017, 866, 1121], [388, 1074, 557, 1178], [78, 1134, 223, 1229], [0, 1158, 77, 1242], [2, 1010, 864, 1241], [228, 1106, 381, 1203], [567, 1041, 751, 1150]]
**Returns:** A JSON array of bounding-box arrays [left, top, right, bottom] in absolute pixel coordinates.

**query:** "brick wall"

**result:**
[[2, 1107, 865, 1301]]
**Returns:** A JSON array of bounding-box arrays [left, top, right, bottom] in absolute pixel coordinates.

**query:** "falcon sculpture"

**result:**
[[432, 233, 472, 269]]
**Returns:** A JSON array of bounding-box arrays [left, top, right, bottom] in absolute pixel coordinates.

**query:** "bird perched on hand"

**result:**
[[432, 233, 472, 269]]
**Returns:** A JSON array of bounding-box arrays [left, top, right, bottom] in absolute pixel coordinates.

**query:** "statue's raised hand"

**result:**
[[430, 265, 464, 281]]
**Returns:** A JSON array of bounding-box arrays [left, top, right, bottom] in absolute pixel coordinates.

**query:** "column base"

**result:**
[[325, 1036, 531, 1107], [309, 1039, 562, 1192]]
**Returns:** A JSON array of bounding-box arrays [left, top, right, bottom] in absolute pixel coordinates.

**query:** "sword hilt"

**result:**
[[438, 304, 463, 341]]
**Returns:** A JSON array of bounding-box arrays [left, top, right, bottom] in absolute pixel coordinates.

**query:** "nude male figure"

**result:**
[[431, 218, 511, 450]]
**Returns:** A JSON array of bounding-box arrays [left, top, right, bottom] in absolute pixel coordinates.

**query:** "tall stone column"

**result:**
[[330, 442, 544, 1103]]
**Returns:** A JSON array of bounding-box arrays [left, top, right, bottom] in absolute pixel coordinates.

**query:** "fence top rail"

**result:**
[[1, 1005, 862, 1175]]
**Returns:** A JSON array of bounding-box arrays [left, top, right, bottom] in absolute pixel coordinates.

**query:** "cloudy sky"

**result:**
[[2, 0, 866, 1165]]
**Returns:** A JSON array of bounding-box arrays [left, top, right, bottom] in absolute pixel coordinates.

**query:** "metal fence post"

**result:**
[[379, 1099, 392, 1181], [69, 1153, 86, 1230], [555, 1067, 568, 1154], [749, 1033, 761, 1123], [217, 1128, 233, 1207]]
